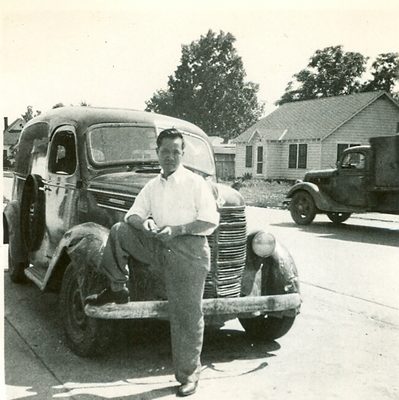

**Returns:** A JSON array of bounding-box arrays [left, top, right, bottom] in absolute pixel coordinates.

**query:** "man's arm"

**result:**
[[126, 214, 159, 235], [156, 220, 217, 242]]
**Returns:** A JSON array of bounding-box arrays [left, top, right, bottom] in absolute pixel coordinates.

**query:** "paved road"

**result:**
[[3, 209, 399, 400], [2, 175, 399, 399]]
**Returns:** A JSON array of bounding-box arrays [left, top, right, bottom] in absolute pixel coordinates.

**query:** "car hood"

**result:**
[[89, 171, 159, 196], [304, 169, 336, 182], [88, 171, 244, 207]]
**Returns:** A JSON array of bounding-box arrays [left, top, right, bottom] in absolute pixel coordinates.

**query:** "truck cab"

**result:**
[[286, 135, 399, 225]]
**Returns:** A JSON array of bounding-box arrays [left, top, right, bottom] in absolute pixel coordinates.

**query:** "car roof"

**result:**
[[344, 145, 370, 153], [24, 106, 208, 140]]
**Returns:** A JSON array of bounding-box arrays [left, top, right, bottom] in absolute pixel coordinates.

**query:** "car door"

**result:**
[[44, 126, 80, 249], [332, 150, 368, 207]]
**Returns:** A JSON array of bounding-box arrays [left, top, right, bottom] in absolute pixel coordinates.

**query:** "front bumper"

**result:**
[[85, 293, 301, 319]]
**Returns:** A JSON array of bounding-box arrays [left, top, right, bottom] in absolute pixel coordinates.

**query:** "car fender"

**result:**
[[3, 200, 28, 264], [43, 222, 110, 291], [241, 234, 301, 314], [286, 181, 334, 211]]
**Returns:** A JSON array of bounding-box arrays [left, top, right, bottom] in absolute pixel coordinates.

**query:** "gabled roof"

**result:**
[[3, 118, 26, 145], [233, 91, 399, 143]]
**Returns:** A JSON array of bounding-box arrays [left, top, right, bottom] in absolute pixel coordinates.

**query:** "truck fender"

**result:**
[[44, 222, 110, 291], [286, 182, 333, 211], [3, 200, 28, 264]]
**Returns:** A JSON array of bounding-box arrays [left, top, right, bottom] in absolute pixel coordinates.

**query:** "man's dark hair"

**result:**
[[157, 128, 185, 149]]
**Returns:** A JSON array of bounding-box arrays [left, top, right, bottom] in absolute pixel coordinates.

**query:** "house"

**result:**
[[233, 91, 399, 180], [209, 136, 236, 180], [3, 117, 26, 166]]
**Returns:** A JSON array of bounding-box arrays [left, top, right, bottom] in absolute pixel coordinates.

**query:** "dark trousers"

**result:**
[[100, 222, 210, 384]]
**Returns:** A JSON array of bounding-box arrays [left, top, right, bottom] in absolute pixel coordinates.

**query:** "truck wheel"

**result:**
[[239, 314, 296, 341], [20, 174, 45, 251], [327, 212, 351, 224], [60, 263, 112, 357], [290, 191, 316, 225], [8, 246, 28, 283]]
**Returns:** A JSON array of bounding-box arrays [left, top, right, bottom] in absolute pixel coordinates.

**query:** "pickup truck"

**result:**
[[3, 106, 301, 356], [285, 134, 399, 225]]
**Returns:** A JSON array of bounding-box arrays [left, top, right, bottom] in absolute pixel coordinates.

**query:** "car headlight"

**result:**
[[252, 230, 276, 258]]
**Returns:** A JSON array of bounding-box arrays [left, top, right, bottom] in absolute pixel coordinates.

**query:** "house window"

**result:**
[[256, 146, 263, 174], [245, 146, 253, 168], [337, 143, 361, 161], [298, 144, 307, 169], [396, 122, 399, 133], [289, 143, 307, 169]]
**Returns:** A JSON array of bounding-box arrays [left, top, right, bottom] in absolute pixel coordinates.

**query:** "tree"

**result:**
[[21, 105, 41, 122], [52, 102, 65, 109], [277, 46, 368, 105], [145, 30, 264, 141], [361, 52, 399, 93]]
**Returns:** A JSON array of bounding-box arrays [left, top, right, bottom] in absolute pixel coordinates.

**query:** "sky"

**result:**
[[1, 0, 399, 123]]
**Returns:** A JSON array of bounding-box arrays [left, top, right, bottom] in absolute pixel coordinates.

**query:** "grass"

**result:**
[[222, 178, 294, 208]]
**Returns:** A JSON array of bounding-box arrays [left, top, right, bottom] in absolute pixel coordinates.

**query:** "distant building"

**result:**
[[233, 91, 399, 180], [209, 136, 236, 180], [3, 117, 26, 166]]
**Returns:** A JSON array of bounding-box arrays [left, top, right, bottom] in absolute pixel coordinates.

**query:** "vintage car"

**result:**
[[4, 106, 301, 356], [285, 134, 399, 225]]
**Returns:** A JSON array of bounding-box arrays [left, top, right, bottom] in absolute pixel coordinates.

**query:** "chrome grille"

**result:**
[[89, 188, 135, 212], [204, 206, 247, 298]]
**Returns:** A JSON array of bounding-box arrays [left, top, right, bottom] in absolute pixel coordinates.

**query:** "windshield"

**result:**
[[87, 125, 215, 175], [88, 125, 158, 164]]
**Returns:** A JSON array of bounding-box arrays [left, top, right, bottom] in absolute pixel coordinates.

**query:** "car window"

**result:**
[[88, 126, 158, 164], [341, 152, 365, 169], [181, 133, 215, 176], [48, 131, 77, 175]]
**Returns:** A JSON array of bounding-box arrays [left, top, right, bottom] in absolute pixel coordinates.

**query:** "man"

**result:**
[[85, 128, 219, 397]]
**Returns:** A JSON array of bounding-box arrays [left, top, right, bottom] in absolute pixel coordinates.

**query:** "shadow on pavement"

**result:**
[[5, 273, 280, 399], [271, 220, 399, 248]]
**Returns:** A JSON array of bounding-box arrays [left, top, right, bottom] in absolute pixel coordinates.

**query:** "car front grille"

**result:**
[[205, 206, 247, 298]]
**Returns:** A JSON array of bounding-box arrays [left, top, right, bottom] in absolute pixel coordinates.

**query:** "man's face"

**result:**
[[157, 137, 184, 177]]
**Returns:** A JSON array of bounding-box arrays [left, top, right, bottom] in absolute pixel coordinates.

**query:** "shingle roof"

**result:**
[[234, 91, 396, 143]]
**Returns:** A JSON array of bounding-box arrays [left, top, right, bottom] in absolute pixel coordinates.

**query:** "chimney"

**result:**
[[4, 117, 8, 131]]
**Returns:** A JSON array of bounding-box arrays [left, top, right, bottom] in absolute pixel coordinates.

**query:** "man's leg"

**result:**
[[163, 236, 210, 385], [86, 222, 158, 304]]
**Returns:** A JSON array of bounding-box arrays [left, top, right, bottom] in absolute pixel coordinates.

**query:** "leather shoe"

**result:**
[[85, 287, 130, 306], [177, 381, 198, 397]]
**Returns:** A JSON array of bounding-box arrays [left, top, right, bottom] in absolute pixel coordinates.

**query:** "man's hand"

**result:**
[[156, 225, 180, 242], [142, 219, 159, 236]]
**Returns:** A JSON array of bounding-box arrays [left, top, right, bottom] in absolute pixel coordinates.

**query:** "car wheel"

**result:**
[[8, 246, 28, 283], [60, 263, 113, 357], [239, 314, 296, 341], [20, 174, 45, 251], [327, 212, 351, 224], [290, 191, 316, 225]]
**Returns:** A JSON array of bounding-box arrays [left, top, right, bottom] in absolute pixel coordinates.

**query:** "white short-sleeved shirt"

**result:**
[[125, 165, 219, 236]]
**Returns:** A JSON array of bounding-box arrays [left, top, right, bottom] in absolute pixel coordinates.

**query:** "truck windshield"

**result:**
[[87, 125, 215, 175]]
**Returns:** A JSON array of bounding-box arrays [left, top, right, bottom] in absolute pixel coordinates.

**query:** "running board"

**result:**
[[85, 293, 301, 319], [24, 266, 47, 290]]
